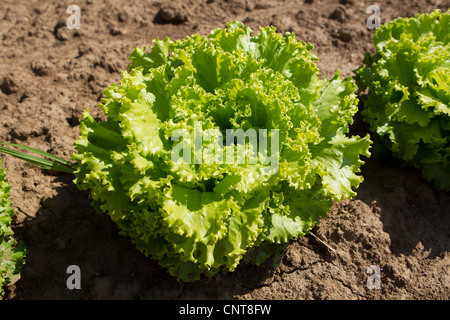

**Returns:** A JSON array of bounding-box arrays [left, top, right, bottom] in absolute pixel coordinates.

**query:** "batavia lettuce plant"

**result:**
[[355, 10, 450, 190], [0, 157, 26, 298], [1, 22, 371, 281]]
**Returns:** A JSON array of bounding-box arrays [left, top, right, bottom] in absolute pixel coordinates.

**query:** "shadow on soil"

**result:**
[[357, 155, 450, 258], [8, 174, 276, 299], [350, 106, 450, 259]]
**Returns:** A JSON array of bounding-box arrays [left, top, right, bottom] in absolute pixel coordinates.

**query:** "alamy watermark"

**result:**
[[171, 121, 280, 175], [66, 265, 81, 289], [366, 5, 381, 30], [63, 3, 381, 35], [366, 265, 381, 289], [64, 3, 381, 31], [66, 5, 81, 30]]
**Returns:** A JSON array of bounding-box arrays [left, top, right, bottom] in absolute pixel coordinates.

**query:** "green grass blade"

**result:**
[[0, 145, 74, 173], [0, 142, 73, 166]]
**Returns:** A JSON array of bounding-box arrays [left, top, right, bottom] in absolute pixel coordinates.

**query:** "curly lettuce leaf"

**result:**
[[73, 22, 371, 281], [355, 10, 450, 190], [0, 157, 27, 299]]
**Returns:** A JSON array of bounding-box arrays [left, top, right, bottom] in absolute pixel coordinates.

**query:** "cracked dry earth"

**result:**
[[1, 0, 449, 299]]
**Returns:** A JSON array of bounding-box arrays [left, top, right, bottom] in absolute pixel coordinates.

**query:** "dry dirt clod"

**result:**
[[331, 26, 354, 42], [53, 20, 69, 41], [77, 44, 93, 58], [30, 60, 53, 77], [339, 27, 353, 42], [0, 75, 18, 95], [270, 14, 297, 34], [329, 5, 348, 23], [154, 2, 189, 24], [245, 0, 255, 11], [109, 26, 122, 36], [117, 11, 128, 23], [254, 0, 276, 9]]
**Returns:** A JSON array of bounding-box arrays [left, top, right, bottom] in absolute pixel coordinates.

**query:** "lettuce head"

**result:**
[[1, 157, 27, 298], [72, 22, 371, 281], [355, 10, 450, 190]]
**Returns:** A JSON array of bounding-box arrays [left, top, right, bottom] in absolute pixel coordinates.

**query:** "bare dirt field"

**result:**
[[1, 0, 449, 300]]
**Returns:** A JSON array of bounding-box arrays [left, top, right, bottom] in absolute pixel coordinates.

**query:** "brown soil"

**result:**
[[1, 0, 449, 300]]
